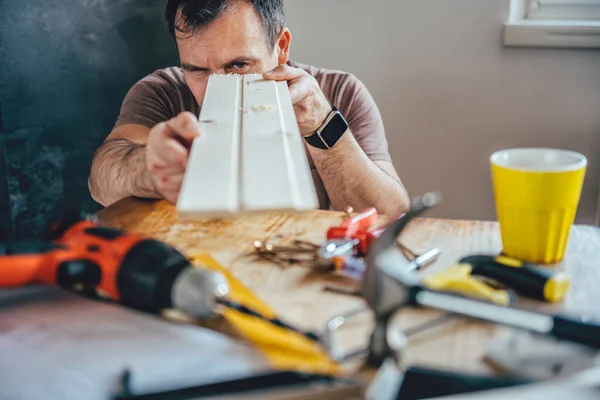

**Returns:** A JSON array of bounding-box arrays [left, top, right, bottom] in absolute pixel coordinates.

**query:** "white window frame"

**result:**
[[504, 0, 600, 48]]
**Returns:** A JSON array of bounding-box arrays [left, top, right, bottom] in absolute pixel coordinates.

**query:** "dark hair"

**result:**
[[165, 0, 285, 48]]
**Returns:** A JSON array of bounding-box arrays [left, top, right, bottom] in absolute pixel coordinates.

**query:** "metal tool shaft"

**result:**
[[413, 289, 553, 333], [410, 247, 441, 271], [413, 289, 600, 349]]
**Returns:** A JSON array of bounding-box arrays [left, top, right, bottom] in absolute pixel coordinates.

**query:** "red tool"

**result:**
[[326, 207, 380, 255]]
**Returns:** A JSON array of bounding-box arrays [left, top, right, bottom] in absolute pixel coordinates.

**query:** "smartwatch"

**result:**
[[303, 104, 348, 149]]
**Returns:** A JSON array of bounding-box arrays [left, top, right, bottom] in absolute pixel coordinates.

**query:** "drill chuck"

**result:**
[[171, 267, 230, 318]]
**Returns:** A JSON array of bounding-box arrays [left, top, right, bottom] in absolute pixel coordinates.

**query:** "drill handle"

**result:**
[[0, 240, 64, 287], [0, 255, 45, 287]]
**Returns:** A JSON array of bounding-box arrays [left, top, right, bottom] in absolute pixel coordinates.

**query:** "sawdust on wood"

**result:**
[[250, 104, 274, 113]]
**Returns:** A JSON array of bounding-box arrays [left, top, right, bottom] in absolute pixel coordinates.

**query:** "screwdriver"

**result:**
[[422, 264, 515, 306], [169, 266, 322, 342], [457, 254, 571, 303]]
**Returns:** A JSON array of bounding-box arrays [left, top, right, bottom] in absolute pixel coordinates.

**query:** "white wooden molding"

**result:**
[[177, 74, 319, 218], [177, 74, 242, 217]]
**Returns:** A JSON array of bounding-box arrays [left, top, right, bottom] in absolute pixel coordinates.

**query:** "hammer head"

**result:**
[[362, 193, 442, 317]]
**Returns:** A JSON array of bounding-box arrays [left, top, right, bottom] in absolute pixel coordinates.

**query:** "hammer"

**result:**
[[362, 192, 600, 367]]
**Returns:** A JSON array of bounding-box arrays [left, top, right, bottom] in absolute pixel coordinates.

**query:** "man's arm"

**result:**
[[88, 124, 159, 207], [308, 132, 409, 216], [89, 112, 201, 207], [263, 65, 409, 216]]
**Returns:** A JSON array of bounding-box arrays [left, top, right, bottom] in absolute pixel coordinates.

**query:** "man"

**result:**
[[88, 0, 409, 216]]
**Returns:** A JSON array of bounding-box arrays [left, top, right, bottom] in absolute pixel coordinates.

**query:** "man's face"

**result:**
[[175, 1, 290, 107]]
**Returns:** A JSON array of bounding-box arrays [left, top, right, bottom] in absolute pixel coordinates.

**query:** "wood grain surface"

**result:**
[[97, 197, 600, 375]]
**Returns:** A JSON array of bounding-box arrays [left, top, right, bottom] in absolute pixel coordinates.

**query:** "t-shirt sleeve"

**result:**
[[333, 74, 392, 163], [114, 75, 177, 130]]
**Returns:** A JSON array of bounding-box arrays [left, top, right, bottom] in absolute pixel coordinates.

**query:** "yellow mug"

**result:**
[[490, 148, 586, 264]]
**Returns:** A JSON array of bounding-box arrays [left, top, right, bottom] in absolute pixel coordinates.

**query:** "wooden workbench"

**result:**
[[97, 197, 600, 375]]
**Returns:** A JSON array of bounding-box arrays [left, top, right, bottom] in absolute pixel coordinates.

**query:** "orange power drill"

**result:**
[[0, 215, 228, 317]]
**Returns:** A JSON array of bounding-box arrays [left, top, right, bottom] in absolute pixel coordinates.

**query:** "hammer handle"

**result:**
[[414, 288, 600, 349]]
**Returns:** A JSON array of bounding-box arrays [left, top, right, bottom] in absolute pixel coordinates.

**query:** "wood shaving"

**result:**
[[250, 104, 274, 113]]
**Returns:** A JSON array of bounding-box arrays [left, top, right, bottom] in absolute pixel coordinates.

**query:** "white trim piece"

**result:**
[[528, 0, 600, 21], [177, 74, 318, 218], [241, 75, 300, 212], [504, 19, 600, 48], [504, 0, 600, 48], [177, 74, 242, 218], [274, 78, 321, 212]]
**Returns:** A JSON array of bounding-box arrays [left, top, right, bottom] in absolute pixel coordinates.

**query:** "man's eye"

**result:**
[[232, 62, 247, 69], [185, 69, 208, 76]]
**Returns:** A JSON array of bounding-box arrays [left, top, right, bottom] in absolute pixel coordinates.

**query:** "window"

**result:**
[[504, 0, 600, 48]]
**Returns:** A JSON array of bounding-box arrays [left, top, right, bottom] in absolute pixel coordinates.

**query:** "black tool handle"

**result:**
[[461, 255, 558, 301], [412, 287, 600, 349], [113, 370, 355, 400], [551, 315, 600, 349], [397, 366, 532, 400]]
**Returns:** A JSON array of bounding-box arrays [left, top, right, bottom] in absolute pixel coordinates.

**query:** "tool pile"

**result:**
[[249, 202, 570, 309], [2, 194, 600, 400], [250, 206, 439, 284]]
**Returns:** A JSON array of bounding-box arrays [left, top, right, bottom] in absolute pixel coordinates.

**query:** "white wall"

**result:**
[[283, 0, 600, 224]]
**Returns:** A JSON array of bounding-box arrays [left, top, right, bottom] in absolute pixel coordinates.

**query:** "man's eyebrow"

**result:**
[[223, 57, 259, 68], [181, 63, 209, 72]]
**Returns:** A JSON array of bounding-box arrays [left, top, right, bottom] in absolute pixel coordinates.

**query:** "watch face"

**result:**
[[321, 113, 348, 148]]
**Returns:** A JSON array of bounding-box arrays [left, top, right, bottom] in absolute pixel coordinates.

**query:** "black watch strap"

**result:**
[[304, 105, 348, 150], [304, 132, 330, 150]]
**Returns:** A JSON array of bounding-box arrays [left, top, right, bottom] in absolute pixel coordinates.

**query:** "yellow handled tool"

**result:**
[[459, 254, 570, 303], [422, 264, 514, 306], [189, 254, 339, 375], [422, 254, 570, 306]]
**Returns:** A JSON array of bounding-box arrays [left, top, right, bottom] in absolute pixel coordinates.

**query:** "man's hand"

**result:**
[[262, 64, 332, 136], [146, 111, 201, 204], [263, 64, 409, 216]]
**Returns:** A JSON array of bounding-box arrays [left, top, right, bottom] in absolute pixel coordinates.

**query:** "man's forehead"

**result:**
[[176, 32, 262, 66], [174, 1, 271, 56], [176, 34, 271, 70]]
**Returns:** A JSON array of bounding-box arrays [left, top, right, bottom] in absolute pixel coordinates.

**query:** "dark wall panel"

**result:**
[[0, 0, 179, 239], [0, 116, 11, 241], [4, 121, 102, 238]]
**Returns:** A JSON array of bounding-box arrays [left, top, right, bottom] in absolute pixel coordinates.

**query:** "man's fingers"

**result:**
[[288, 76, 312, 104], [262, 64, 306, 81], [166, 111, 201, 146], [158, 173, 184, 193], [146, 113, 196, 203], [149, 136, 188, 171], [154, 173, 184, 205], [162, 138, 189, 169]]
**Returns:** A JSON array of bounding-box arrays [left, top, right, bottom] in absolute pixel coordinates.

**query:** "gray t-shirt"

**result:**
[[114, 60, 392, 209]]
